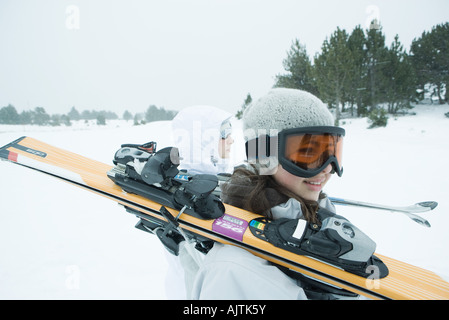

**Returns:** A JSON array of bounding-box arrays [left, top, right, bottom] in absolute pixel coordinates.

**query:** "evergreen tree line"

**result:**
[[0, 104, 177, 126], [271, 21, 449, 125]]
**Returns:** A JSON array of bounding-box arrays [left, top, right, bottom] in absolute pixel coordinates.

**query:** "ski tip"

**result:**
[[0, 149, 9, 160], [0, 136, 28, 161], [0, 136, 27, 150], [413, 218, 431, 228], [417, 201, 438, 211]]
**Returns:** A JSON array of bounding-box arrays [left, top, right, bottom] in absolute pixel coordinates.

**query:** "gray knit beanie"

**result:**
[[243, 88, 334, 140]]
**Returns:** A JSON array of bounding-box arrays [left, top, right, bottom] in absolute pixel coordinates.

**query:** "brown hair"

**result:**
[[221, 166, 320, 224]]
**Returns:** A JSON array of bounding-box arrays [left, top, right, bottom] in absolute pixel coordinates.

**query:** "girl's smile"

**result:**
[[273, 164, 333, 201]]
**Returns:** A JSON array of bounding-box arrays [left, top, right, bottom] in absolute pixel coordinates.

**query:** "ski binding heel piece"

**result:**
[[113, 141, 157, 166]]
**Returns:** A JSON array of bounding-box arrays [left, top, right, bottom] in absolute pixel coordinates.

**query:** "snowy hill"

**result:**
[[1, 104, 448, 299]]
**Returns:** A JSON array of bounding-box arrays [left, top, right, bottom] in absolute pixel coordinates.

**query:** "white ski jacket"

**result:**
[[171, 105, 233, 175], [171, 197, 336, 300]]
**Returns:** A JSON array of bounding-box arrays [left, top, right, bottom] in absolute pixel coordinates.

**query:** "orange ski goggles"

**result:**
[[278, 126, 345, 178]]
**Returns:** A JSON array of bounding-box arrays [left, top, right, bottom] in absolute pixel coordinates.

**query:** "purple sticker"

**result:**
[[212, 214, 248, 241]]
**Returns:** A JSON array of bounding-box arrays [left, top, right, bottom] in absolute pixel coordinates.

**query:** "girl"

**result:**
[[171, 105, 234, 175], [180, 88, 352, 299], [166, 105, 235, 299]]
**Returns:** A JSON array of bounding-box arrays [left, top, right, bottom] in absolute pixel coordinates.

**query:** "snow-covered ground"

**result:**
[[0, 104, 448, 299]]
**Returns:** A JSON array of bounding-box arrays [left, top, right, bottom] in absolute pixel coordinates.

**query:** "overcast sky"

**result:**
[[1, 0, 448, 116]]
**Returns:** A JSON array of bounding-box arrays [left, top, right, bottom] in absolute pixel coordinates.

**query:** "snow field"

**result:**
[[0, 105, 448, 299]]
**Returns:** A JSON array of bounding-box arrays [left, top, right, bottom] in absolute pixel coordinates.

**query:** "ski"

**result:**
[[1, 136, 449, 300], [329, 197, 438, 214], [328, 197, 435, 227]]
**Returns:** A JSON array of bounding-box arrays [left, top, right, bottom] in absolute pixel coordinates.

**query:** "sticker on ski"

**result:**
[[0, 136, 47, 158], [212, 214, 248, 241]]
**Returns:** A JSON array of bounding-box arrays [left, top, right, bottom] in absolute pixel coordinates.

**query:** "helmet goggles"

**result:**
[[220, 118, 233, 139], [278, 126, 345, 178]]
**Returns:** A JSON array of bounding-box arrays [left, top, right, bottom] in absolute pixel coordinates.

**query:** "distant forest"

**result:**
[[2, 21, 447, 129], [0, 104, 177, 126], [236, 21, 449, 128]]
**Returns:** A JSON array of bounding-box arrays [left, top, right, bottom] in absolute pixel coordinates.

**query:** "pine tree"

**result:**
[[19, 110, 33, 124], [96, 114, 106, 125], [61, 114, 72, 126], [145, 105, 176, 122], [235, 93, 252, 120], [313, 27, 353, 125], [123, 110, 133, 121], [383, 35, 416, 114], [347, 25, 368, 116], [33, 107, 50, 125], [68, 106, 80, 121], [0, 104, 20, 124], [364, 25, 390, 111], [274, 39, 317, 95], [411, 22, 449, 104]]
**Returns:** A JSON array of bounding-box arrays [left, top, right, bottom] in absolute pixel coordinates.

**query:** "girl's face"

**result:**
[[218, 135, 234, 159], [273, 164, 333, 201]]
